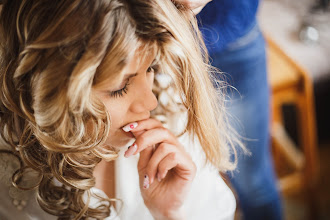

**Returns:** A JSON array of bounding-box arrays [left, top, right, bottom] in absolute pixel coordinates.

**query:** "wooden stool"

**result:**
[[266, 37, 320, 217]]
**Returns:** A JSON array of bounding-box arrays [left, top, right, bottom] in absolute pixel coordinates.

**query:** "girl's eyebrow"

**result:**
[[102, 73, 138, 92], [115, 72, 138, 88], [123, 72, 138, 80]]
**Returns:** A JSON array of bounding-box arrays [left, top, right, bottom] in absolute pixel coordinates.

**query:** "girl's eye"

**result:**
[[147, 66, 154, 73], [110, 82, 130, 98]]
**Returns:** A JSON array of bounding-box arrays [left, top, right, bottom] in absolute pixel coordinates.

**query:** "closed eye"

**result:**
[[109, 81, 130, 98], [109, 73, 137, 98]]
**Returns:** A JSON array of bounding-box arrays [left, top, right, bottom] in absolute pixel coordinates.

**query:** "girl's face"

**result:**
[[94, 51, 158, 149]]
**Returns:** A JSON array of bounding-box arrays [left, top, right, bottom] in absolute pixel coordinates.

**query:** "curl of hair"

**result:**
[[0, 0, 125, 218], [0, 0, 246, 219], [126, 0, 247, 171]]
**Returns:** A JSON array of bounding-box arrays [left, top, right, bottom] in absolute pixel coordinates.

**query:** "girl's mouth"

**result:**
[[123, 130, 134, 138]]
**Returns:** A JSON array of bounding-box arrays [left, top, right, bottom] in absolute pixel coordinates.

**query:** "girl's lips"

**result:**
[[131, 130, 145, 138], [123, 130, 134, 138]]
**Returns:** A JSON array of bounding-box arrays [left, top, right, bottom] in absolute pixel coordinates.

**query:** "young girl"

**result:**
[[0, 0, 243, 219]]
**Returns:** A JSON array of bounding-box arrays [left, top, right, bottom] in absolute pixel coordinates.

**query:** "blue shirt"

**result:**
[[198, 0, 259, 54]]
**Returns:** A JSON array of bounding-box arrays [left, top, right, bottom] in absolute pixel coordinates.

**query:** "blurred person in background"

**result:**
[[196, 1, 283, 219]]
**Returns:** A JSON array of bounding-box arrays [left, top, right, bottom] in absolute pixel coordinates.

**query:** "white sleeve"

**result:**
[[179, 133, 236, 220], [182, 168, 236, 220], [114, 132, 236, 220], [114, 151, 154, 220]]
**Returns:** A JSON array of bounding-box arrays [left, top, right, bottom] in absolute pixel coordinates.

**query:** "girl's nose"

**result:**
[[130, 82, 158, 114]]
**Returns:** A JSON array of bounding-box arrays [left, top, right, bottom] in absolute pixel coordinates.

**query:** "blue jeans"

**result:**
[[211, 24, 283, 220]]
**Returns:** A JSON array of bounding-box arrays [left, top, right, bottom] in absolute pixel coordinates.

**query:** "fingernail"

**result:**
[[143, 175, 150, 189], [124, 143, 137, 158], [122, 122, 138, 132], [157, 173, 161, 182]]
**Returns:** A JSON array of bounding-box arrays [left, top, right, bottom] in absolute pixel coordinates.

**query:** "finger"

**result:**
[[131, 118, 163, 132], [173, 0, 212, 10], [131, 130, 145, 138], [192, 5, 204, 14], [157, 151, 195, 182], [137, 144, 154, 171], [157, 152, 177, 181], [132, 127, 180, 156], [143, 143, 177, 184], [122, 118, 163, 138]]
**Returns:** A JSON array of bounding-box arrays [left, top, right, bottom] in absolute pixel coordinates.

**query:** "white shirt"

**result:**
[[114, 131, 236, 220], [0, 132, 236, 220]]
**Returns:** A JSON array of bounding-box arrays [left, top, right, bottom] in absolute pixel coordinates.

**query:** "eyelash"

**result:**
[[109, 66, 154, 98], [110, 82, 130, 98]]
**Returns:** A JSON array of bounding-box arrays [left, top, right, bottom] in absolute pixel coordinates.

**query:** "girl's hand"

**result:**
[[123, 118, 196, 220]]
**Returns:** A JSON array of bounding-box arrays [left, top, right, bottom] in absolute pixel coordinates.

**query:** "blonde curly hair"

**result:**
[[0, 0, 244, 219]]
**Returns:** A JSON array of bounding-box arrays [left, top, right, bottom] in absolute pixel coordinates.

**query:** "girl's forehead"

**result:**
[[120, 42, 159, 72], [126, 48, 157, 71], [93, 45, 158, 89], [135, 41, 159, 61]]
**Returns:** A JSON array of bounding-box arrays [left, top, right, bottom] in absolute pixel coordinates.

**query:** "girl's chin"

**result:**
[[104, 130, 136, 153], [107, 136, 135, 151]]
